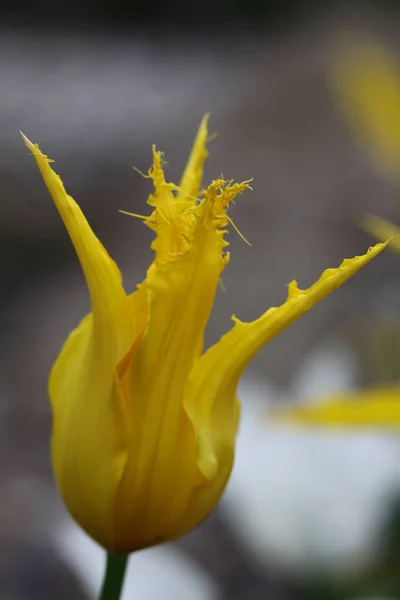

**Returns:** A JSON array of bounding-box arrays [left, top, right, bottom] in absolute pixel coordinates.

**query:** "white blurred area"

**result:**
[[54, 519, 219, 600], [223, 339, 400, 579]]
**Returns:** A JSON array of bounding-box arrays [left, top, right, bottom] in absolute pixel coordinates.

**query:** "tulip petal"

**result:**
[[22, 134, 129, 337], [49, 312, 130, 549], [184, 242, 389, 485], [268, 387, 400, 428], [23, 135, 139, 549], [114, 173, 250, 550], [48, 285, 148, 552], [179, 114, 209, 200]]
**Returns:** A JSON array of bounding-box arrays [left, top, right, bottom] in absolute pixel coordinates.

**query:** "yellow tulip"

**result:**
[[23, 118, 387, 553]]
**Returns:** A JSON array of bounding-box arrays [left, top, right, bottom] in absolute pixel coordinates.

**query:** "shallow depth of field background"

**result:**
[[3, 0, 400, 598]]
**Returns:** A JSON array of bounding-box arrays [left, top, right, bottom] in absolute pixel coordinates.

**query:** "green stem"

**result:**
[[99, 553, 128, 600]]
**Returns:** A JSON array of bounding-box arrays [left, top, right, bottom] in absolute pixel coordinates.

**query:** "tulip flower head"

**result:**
[[23, 118, 386, 553]]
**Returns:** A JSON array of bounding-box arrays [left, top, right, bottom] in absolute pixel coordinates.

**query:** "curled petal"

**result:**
[[184, 242, 389, 483], [21, 134, 129, 343], [22, 134, 138, 549]]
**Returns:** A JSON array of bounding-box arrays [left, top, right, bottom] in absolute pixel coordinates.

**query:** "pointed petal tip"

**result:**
[[363, 238, 390, 258], [21, 131, 35, 151], [201, 111, 210, 122], [198, 113, 210, 140], [21, 133, 45, 160], [370, 238, 391, 257]]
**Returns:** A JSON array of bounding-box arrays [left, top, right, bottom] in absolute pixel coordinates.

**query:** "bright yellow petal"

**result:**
[[178, 113, 209, 200], [49, 285, 148, 552], [332, 38, 400, 177], [114, 175, 250, 551], [268, 387, 400, 428], [48, 313, 130, 549], [22, 135, 129, 342], [183, 241, 388, 486], [23, 135, 139, 550]]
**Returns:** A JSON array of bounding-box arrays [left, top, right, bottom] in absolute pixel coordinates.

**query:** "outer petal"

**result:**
[[22, 135, 128, 337], [268, 387, 400, 428], [182, 242, 388, 525], [23, 136, 137, 550]]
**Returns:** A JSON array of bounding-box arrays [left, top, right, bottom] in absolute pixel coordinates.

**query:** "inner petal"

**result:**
[[114, 179, 250, 546]]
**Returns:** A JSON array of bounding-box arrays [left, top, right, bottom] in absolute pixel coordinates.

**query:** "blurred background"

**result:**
[[5, 0, 400, 598]]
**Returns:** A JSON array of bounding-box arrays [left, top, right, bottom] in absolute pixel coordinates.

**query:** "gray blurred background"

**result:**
[[4, 0, 400, 598]]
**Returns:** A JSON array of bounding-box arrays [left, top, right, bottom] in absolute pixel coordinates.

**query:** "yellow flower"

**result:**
[[23, 118, 387, 553], [332, 37, 400, 179], [269, 387, 400, 429]]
